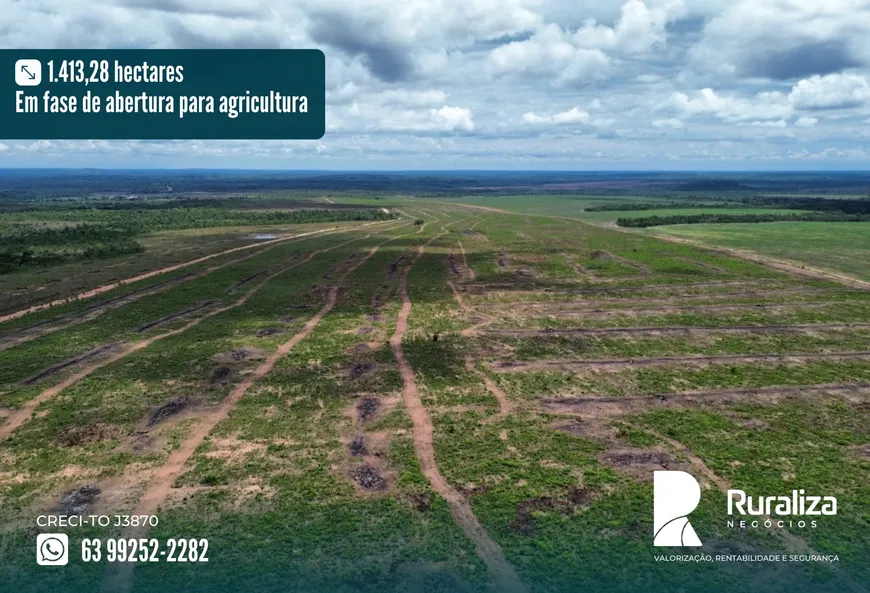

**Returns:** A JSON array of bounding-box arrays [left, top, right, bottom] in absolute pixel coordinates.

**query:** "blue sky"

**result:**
[[1, 0, 869, 170]]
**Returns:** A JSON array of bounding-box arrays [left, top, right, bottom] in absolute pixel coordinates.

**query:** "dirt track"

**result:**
[[473, 287, 845, 309], [492, 351, 870, 372], [539, 383, 870, 417], [390, 225, 528, 593], [458, 241, 476, 281], [484, 322, 870, 337], [0, 224, 389, 325], [102, 225, 413, 593], [446, 201, 870, 292], [0, 236, 307, 351], [0, 224, 393, 441], [465, 356, 511, 419], [489, 300, 864, 319]]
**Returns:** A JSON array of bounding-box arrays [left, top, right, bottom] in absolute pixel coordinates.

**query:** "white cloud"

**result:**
[[487, 0, 685, 84], [788, 74, 870, 109], [429, 105, 475, 132], [652, 118, 684, 129], [794, 116, 819, 128], [690, 0, 870, 80], [0, 0, 868, 167], [488, 24, 611, 85], [522, 108, 591, 125], [668, 88, 793, 122], [739, 120, 789, 128]]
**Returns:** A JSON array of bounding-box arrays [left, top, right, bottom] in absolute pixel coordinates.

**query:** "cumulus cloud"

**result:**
[[691, 0, 870, 80], [430, 106, 475, 132], [488, 0, 685, 84], [788, 73, 870, 110], [667, 88, 793, 123], [488, 24, 611, 85], [522, 107, 591, 125], [0, 0, 868, 167]]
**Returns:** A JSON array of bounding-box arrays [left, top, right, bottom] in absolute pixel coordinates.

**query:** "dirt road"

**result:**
[[0, 224, 395, 440], [0, 223, 391, 325], [102, 225, 413, 593], [390, 226, 528, 593]]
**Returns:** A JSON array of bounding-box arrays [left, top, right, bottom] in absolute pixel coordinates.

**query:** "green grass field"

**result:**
[[577, 208, 808, 223], [0, 197, 866, 593], [650, 222, 870, 282]]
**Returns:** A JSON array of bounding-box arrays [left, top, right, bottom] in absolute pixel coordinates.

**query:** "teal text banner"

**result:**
[[1, 50, 325, 139]]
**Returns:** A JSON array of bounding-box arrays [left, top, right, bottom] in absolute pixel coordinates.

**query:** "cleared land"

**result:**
[[650, 222, 870, 283], [0, 200, 867, 593]]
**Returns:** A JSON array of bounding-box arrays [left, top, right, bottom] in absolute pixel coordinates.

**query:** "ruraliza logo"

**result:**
[[654, 471, 702, 547]]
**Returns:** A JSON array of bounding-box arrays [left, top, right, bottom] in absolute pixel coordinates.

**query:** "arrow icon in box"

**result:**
[[15, 59, 41, 86]]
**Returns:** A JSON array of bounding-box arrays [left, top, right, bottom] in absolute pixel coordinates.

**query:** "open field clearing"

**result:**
[[451, 195, 870, 286], [1, 199, 868, 593], [650, 222, 870, 283]]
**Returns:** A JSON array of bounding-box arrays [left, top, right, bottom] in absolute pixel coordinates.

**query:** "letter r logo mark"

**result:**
[[654, 471, 702, 547]]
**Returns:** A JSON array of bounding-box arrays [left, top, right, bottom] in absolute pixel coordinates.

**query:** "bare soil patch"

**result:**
[[213, 348, 266, 364], [463, 229, 487, 241], [484, 322, 870, 337], [56, 423, 122, 447], [130, 433, 154, 452], [551, 418, 617, 441], [492, 351, 870, 372], [661, 254, 725, 274], [539, 383, 870, 417], [496, 300, 860, 319], [591, 250, 652, 274], [511, 488, 590, 536]]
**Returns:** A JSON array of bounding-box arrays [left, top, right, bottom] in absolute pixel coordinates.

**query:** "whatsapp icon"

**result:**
[[37, 533, 69, 566]]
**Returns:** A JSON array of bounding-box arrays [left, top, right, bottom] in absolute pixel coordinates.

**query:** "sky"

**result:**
[[1, 0, 870, 170]]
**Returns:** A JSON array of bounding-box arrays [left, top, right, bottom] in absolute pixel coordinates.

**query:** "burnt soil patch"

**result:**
[[348, 436, 368, 456], [256, 327, 286, 338], [58, 484, 101, 515], [228, 271, 266, 293], [135, 300, 217, 333], [147, 396, 192, 427], [56, 423, 121, 447], [209, 367, 234, 384], [20, 342, 124, 385], [348, 361, 377, 380], [357, 398, 380, 421], [349, 464, 388, 490]]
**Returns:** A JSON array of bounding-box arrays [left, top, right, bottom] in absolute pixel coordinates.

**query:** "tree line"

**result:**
[[0, 207, 395, 274], [617, 212, 870, 228]]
